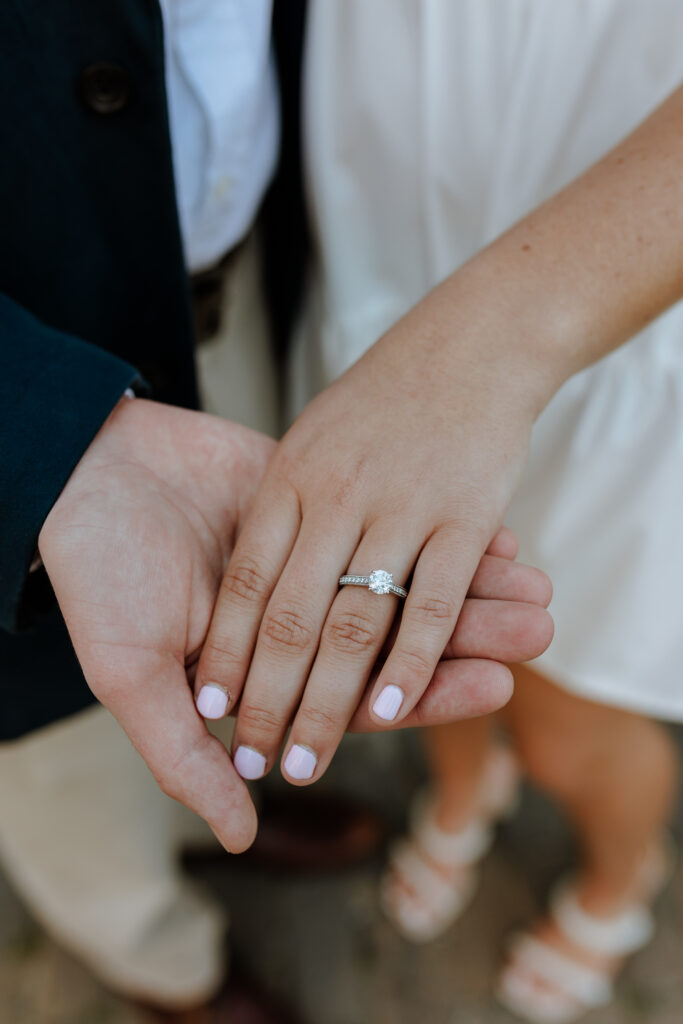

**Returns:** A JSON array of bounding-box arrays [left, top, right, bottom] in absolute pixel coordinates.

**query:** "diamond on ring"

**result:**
[[368, 569, 393, 594], [338, 569, 408, 599]]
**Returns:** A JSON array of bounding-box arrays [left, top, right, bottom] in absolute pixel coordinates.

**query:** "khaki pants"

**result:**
[[0, 235, 279, 1007]]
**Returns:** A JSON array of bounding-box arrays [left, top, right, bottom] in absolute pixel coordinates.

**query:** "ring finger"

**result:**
[[278, 520, 421, 785]]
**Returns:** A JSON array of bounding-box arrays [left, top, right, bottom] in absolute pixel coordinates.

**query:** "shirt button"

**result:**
[[80, 63, 132, 115]]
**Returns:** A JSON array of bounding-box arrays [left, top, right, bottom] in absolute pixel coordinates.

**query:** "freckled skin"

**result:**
[[198, 81, 683, 793]]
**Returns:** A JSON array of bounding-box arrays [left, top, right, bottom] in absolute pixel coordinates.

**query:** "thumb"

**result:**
[[86, 645, 258, 853]]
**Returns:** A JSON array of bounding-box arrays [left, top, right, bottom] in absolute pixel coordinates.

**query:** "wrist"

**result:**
[[409, 255, 565, 429], [38, 392, 144, 558], [430, 221, 599, 425]]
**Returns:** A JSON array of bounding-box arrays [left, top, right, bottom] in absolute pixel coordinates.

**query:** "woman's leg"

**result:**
[[424, 716, 495, 831], [500, 661, 678, 1014], [381, 714, 521, 940], [505, 663, 678, 913]]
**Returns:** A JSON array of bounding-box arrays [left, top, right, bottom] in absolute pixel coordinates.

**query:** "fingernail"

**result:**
[[234, 746, 267, 781], [284, 744, 317, 780], [372, 685, 404, 721], [196, 684, 229, 719]]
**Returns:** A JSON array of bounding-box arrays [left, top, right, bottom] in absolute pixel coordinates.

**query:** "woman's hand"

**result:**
[[194, 291, 542, 785], [194, 78, 683, 789], [348, 525, 554, 733]]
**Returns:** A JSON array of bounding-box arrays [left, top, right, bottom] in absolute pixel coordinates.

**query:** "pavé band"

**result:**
[[338, 569, 408, 599]]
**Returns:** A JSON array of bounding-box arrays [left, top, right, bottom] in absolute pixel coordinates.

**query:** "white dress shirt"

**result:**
[[158, 0, 279, 272]]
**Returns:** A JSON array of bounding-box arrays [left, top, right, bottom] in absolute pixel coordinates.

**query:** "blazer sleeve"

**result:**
[[0, 293, 145, 632]]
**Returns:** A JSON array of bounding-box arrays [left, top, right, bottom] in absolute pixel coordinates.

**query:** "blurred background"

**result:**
[[1, 726, 681, 1024], [3, 231, 683, 1024], [5, 6, 683, 1023]]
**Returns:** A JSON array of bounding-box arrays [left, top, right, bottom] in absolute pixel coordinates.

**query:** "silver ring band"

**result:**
[[338, 569, 408, 599]]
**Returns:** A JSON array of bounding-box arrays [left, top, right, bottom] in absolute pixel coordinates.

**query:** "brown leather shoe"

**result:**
[[139, 964, 301, 1024]]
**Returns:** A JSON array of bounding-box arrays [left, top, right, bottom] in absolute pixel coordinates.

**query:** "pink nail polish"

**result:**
[[234, 746, 267, 780], [284, 744, 317, 780], [372, 685, 404, 721], [196, 684, 228, 720]]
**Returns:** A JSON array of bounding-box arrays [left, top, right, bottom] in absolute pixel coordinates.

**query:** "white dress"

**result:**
[[292, 0, 683, 721]]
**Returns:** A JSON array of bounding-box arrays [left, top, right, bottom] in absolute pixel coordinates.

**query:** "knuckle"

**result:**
[[221, 559, 271, 605], [203, 633, 242, 671], [328, 455, 369, 510], [410, 594, 456, 623], [395, 645, 433, 680], [261, 607, 314, 656], [324, 611, 379, 656], [443, 483, 491, 524], [237, 701, 284, 737], [297, 703, 340, 734]]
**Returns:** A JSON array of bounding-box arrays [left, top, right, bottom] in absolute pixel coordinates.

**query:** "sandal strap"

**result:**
[[498, 968, 585, 1024], [409, 793, 494, 866], [388, 839, 475, 917], [404, 746, 520, 868], [509, 933, 613, 1008], [550, 880, 654, 957]]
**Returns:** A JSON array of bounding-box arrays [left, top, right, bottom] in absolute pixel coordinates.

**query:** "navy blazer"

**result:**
[[0, 0, 307, 739]]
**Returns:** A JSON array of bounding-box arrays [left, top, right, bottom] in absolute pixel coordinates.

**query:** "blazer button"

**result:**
[[80, 63, 132, 115]]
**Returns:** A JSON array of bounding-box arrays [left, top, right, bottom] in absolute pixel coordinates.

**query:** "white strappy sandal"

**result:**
[[380, 746, 520, 943], [497, 839, 676, 1024]]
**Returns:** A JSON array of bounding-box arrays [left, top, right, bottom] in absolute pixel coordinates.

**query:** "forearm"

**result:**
[[425, 81, 683, 416]]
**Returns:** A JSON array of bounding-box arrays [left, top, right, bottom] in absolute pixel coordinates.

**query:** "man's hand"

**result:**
[[39, 396, 275, 853]]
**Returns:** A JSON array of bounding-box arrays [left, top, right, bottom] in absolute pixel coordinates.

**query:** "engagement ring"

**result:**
[[338, 569, 408, 599]]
